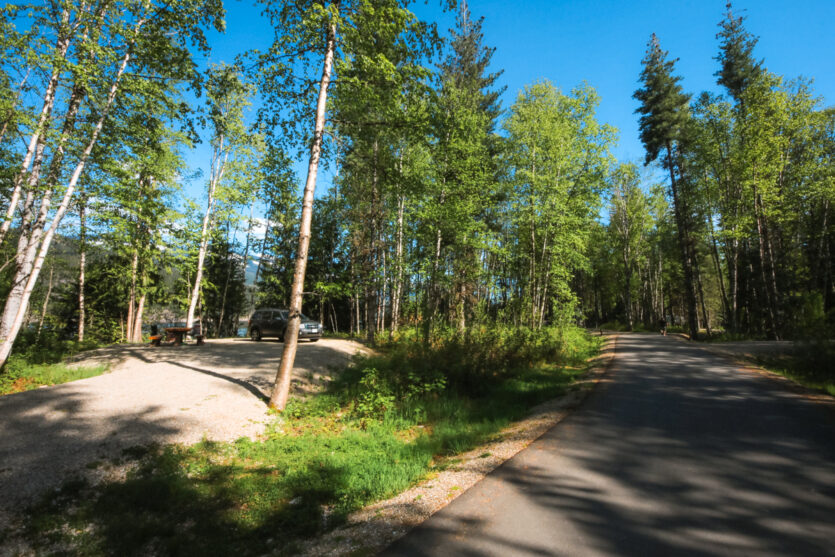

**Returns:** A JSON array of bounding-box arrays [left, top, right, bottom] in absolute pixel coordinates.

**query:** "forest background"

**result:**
[[1, 0, 834, 380]]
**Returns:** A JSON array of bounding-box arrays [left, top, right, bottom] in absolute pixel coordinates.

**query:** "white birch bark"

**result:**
[[392, 192, 405, 332], [127, 249, 138, 342], [269, 22, 336, 410], [78, 193, 86, 342], [133, 292, 146, 342], [0, 12, 72, 247], [0, 36, 137, 367], [186, 133, 227, 330]]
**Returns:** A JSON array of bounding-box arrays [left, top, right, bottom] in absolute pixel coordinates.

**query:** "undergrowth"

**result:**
[[0, 330, 107, 395], [750, 339, 835, 396], [18, 325, 601, 556]]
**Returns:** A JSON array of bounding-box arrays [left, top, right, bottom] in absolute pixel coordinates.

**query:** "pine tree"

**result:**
[[633, 33, 700, 339]]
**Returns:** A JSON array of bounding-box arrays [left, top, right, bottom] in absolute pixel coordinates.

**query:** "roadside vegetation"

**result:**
[[746, 340, 835, 397], [15, 325, 600, 556], [0, 331, 108, 395]]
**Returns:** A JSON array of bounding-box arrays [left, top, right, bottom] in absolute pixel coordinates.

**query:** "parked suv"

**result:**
[[248, 308, 323, 342]]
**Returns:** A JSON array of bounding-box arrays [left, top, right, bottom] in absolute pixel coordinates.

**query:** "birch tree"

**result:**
[[0, 0, 223, 369], [186, 64, 255, 331], [258, 0, 440, 410]]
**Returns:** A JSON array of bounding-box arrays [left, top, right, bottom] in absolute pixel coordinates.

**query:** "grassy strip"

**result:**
[[1, 331, 109, 395], [0, 361, 110, 395], [747, 348, 835, 397], [17, 326, 601, 556]]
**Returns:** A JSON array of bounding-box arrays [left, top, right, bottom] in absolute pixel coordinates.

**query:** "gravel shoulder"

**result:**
[[299, 333, 618, 556], [0, 338, 368, 527]]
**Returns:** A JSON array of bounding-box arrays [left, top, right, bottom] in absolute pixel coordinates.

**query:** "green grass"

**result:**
[[0, 330, 109, 395], [0, 360, 110, 395], [747, 341, 835, 396], [17, 325, 601, 556]]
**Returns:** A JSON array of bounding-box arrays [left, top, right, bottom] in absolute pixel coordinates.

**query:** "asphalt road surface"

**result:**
[[383, 333, 835, 556]]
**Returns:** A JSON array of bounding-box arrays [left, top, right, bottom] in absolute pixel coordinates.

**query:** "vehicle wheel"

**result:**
[[279, 329, 286, 342], [250, 328, 262, 341]]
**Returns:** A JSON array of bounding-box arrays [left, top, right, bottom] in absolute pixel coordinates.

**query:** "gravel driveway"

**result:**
[[0, 338, 367, 526]]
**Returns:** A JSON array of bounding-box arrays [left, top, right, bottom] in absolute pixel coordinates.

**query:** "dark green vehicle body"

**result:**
[[248, 308, 322, 341]]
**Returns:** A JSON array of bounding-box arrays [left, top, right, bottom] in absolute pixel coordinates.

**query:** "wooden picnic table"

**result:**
[[149, 326, 205, 347], [164, 327, 192, 346]]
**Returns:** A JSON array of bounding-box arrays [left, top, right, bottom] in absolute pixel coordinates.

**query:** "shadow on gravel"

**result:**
[[384, 334, 835, 556], [163, 360, 271, 404], [0, 339, 360, 527], [0, 391, 177, 525]]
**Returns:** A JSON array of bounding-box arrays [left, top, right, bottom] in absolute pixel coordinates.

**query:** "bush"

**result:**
[[335, 324, 599, 405]]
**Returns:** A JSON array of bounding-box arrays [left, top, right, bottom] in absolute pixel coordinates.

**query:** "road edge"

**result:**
[[670, 335, 835, 409], [298, 333, 619, 557]]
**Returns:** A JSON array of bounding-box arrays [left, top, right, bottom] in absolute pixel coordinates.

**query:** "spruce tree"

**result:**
[[439, 0, 505, 129], [633, 34, 700, 339], [715, 2, 763, 102]]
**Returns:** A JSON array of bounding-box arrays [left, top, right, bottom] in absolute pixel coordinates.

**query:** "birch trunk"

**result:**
[[187, 133, 227, 330], [392, 193, 405, 332], [269, 22, 336, 411], [0, 32, 137, 368], [367, 138, 380, 343], [78, 191, 86, 342], [133, 292, 146, 342], [0, 22, 71, 247], [665, 141, 699, 340], [127, 250, 138, 343]]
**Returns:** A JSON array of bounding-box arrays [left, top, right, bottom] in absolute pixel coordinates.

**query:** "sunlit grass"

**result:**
[[19, 326, 601, 555], [0, 362, 110, 395]]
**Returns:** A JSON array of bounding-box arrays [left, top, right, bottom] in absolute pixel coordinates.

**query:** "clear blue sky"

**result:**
[[189, 0, 835, 198]]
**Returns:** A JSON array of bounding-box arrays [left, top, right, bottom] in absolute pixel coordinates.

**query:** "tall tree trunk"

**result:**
[[694, 258, 711, 336], [0, 26, 141, 367], [392, 192, 405, 333], [78, 190, 86, 342], [727, 238, 739, 332], [753, 188, 779, 339], [270, 22, 336, 411], [36, 265, 54, 340], [367, 138, 380, 343], [707, 215, 730, 330], [0, 18, 71, 247], [187, 134, 226, 330], [665, 141, 699, 340], [127, 250, 138, 343], [133, 292, 146, 342]]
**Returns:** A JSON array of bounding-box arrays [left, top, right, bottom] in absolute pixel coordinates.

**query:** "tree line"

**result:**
[[598, 5, 834, 341], [1, 1, 833, 392]]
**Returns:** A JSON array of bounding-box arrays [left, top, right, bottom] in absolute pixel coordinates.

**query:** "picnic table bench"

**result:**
[[149, 326, 205, 346]]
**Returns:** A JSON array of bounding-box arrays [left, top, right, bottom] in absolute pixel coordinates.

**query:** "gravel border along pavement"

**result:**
[[297, 333, 619, 557]]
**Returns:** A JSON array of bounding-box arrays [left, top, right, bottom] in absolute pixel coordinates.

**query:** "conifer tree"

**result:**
[[633, 33, 700, 339], [715, 2, 763, 102]]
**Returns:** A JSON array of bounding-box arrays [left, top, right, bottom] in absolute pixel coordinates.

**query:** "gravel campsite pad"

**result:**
[[0, 338, 367, 527]]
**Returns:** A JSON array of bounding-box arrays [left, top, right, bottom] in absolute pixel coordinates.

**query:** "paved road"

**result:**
[[383, 333, 835, 556]]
